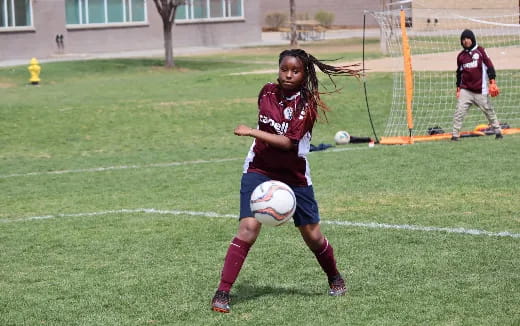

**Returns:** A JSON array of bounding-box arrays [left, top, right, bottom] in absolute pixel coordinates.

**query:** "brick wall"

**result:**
[[0, 1, 262, 62]]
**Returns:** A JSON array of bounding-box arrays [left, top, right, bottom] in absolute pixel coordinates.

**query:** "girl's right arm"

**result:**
[[234, 124, 294, 151]]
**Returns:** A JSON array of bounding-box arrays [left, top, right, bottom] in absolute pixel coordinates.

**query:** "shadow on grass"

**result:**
[[233, 280, 322, 303]]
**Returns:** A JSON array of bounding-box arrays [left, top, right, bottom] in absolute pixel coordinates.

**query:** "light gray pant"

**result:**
[[452, 88, 501, 137]]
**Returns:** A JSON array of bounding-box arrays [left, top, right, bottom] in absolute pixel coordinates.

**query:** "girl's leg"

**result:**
[[299, 223, 339, 277], [212, 217, 261, 313], [217, 217, 261, 292], [216, 172, 267, 292], [299, 223, 346, 296], [212, 172, 268, 313]]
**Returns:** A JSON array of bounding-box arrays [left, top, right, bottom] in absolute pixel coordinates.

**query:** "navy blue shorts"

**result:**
[[239, 172, 320, 227]]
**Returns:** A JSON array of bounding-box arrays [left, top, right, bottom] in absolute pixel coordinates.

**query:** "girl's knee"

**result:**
[[299, 225, 325, 251], [237, 218, 261, 244]]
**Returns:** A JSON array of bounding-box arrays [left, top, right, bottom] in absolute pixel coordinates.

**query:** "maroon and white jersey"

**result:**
[[456, 45, 496, 95], [242, 83, 315, 186]]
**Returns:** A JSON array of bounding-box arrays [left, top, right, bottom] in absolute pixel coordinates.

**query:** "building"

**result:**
[[0, 0, 261, 61]]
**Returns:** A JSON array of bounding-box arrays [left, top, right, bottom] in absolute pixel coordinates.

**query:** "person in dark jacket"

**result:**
[[452, 29, 503, 141]]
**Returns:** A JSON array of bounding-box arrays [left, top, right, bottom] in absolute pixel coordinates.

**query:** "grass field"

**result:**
[[1, 40, 519, 325]]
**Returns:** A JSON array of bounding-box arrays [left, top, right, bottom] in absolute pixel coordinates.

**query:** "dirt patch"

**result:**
[[0, 81, 16, 88], [190, 39, 379, 59], [356, 47, 520, 72], [228, 44, 520, 75]]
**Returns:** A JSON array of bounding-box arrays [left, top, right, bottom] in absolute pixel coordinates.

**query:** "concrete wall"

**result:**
[[0, 1, 261, 61], [260, 0, 384, 28]]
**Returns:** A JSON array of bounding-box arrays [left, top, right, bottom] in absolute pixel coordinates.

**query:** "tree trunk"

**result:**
[[152, 0, 182, 68], [163, 21, 174, 68], [289, 0, 297, 46]]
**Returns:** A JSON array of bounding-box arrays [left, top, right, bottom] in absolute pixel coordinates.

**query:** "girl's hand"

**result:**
[[234, 124, 253, 136]]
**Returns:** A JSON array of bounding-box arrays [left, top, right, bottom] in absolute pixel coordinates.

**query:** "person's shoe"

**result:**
[[211, 290, 230, 313], [495, 133, 503, 140], [328, 274, 347, 296], [450, 136, 459, 141]]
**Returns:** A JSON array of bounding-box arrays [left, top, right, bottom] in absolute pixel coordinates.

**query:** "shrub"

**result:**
[[314, 10, 334, 28], [265, 12, 288, 30]]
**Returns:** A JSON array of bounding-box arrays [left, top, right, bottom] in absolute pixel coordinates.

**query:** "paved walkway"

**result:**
[[0, 28, 379, 67]]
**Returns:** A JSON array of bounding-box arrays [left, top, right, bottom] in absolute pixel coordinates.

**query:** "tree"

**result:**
[[289, 0, 297, 46], [152, 0, 186, 68]]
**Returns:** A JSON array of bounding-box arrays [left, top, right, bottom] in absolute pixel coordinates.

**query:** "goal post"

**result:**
[[400, 9, 414, 140], [368, 7, 520, 144]]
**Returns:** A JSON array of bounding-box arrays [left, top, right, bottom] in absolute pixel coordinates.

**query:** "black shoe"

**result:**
[[450, 136, 459, 141], [211, 290, 230, 313], [495, 133, 503, 140], [328, 274, 347, 296]]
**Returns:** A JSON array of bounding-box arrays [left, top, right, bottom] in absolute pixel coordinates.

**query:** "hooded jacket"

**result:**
[[456, 29, 496, 94]]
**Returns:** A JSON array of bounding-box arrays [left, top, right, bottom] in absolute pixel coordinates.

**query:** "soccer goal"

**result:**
[[367, 6, 520, 144]]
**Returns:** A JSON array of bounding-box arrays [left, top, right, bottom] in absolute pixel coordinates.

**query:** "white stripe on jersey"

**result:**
[[482, 62, 489, 95], [242, 139, 256, 173], [298, 131, 313, 185]]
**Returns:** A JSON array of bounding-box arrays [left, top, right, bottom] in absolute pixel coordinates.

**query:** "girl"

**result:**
[[211, 49, 361, 313]]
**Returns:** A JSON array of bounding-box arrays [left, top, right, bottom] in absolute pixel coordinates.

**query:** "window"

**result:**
[[175, 0, 243, 22], [65, 0, 146, 25], [0, 0, 32, 28]]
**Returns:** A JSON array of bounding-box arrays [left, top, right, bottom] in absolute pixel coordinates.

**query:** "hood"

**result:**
[[460, 29, 476, 51]]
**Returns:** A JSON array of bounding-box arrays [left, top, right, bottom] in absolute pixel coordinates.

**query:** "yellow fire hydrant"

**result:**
[[28, 57, 41, 85]]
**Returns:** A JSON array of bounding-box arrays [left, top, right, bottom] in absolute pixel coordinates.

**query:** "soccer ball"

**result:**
[[250, 180, 296, 226], [334, 130, 350, 145]]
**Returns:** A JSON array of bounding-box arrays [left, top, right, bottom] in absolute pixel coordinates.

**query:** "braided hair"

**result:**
[[278, 49, 361, 122]]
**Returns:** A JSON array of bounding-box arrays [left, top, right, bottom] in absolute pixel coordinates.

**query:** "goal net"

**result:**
[[369, 6, 520, 143]]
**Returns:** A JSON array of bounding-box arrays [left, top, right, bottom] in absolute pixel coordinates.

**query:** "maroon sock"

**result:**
[[217, 237, 251, 292], [313, 238, 339, 279]]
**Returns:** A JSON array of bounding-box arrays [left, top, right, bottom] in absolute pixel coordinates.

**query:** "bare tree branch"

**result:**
[[152, 0, 186, 68]]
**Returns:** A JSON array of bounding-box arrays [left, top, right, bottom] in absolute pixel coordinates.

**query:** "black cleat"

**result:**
[[495, 133, 503, 140], [450, 136, 459, 141], [328, 274, 347, 296], [211, 290, 230, 313]]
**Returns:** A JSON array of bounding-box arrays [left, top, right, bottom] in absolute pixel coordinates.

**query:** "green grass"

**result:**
[[1, 44, 519, 326]]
